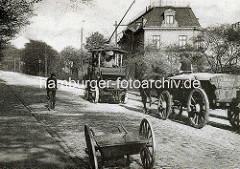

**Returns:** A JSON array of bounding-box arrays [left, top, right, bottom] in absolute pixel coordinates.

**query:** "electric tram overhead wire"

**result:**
[[107, 0, 136, 43]]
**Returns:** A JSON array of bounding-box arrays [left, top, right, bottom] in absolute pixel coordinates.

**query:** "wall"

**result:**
[[144, 28, 201, 48]]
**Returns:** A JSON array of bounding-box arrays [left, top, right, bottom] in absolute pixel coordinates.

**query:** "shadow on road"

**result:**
[[0, 80, 87, 168], [0, 129, 77, 169], [119, 104, 143, 113], [121, 98, 238, 133], [169, 111, 237, 132]]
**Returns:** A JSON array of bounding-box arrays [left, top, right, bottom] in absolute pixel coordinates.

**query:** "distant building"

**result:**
[[119, 6, 201, 53]]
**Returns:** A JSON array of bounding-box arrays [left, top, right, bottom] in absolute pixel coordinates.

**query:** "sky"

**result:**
[[10, 0, 240, 52]]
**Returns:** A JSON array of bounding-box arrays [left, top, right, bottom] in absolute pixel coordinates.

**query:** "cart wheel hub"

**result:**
[[162, 102, 167, 109], [195, 104, 201, 113]]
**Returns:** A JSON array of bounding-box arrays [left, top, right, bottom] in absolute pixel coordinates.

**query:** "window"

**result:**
[[153, 35, 160, 49], [179, 35, 187, 47], [166, 15, 174, 24], [194, 41, 201, 49], [194, 37, 202, 49]]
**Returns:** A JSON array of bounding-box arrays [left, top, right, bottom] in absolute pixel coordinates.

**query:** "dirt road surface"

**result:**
[[1, 71, 240, 169]]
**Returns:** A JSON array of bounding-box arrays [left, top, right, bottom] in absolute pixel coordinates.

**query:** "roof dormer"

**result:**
[[161, 9, 178, 27]]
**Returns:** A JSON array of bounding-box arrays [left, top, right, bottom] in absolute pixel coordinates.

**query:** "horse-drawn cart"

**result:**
[[84, 118, 155, 169], [155, 73, 240, 129]]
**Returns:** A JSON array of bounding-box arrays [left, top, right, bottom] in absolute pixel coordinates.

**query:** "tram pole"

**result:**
[[45, 44, 47, 77], [108, 0, 136, 43], [81, 28, 84, 71], [115, 21, 118, 46]]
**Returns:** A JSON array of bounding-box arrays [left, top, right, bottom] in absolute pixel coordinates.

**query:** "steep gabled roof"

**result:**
[[127, 6, 200, 31]]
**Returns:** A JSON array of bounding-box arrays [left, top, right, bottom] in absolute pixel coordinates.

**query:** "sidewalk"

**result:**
[[0, 80, 77, 169]]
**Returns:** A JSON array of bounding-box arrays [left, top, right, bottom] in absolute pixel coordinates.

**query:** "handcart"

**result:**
[[84, 118, 156, 169]]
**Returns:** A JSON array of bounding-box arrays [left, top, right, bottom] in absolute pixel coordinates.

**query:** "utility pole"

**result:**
[[45, 44, 47, 77], [13, 58, 16, 72], [81, 28, 83, 55], [19, 56, 21, 72], [81, 28, 83, 71], [115, 21, 118, 46]]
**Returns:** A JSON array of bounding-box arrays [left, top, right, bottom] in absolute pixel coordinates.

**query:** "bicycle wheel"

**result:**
[[49, 92, 54, 109]]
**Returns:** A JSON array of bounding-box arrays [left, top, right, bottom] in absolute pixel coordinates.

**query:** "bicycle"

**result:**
[[47, 90, 56, 110]]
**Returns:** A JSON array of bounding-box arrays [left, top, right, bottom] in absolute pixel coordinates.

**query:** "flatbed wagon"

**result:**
[[151, 73, 240, 129], [84, 118, 156, 169]]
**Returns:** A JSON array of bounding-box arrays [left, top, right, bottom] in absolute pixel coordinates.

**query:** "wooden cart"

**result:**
[[84, 118, 156, 169], [154, 73, 240, 129]]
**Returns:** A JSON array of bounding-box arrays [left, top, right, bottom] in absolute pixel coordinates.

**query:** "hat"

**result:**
[[51, 73, 56, 77]]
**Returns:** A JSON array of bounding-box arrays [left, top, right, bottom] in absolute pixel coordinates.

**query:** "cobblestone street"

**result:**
[[1, 71, 240, 168]]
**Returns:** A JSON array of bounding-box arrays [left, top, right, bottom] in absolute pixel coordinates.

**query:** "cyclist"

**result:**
[[46, 73, 57, 109]]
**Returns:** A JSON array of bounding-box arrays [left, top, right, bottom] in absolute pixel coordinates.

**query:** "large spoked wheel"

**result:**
[[139, 118, 156, 169], [84, 125, 98, 169], [158, 91, 172, 120], [187, 88, 209, 129], [228, 99, 240, 130]]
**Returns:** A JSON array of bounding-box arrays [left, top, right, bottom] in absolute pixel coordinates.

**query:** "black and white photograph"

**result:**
[[1, 0, 240, 168]]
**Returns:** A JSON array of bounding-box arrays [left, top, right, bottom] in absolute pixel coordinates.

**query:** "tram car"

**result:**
[[84, 44, 128, 103]]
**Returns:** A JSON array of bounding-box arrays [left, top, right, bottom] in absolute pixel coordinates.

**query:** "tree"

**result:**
[[61, 46, 82, 79], [126, 44, 172, 81], [85, 32, 107, 50], [22, 40, 59, 76], [203, 26, 229, 72], [222, 27, 240, 74], [1, 45, 22, 71], [165, 26, 240, 74], [203, 25, 240, 73], [0, 0, 42, 61], [225, 27, 240, 43], [142, 45, 172, 79], [164, 33, 211, 73]]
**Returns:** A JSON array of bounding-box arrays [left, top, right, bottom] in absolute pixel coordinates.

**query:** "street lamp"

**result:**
[[80, 20, 85, 72]]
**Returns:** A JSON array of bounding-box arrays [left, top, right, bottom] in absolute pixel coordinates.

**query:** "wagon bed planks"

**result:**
[[94, 132, 146, 147]]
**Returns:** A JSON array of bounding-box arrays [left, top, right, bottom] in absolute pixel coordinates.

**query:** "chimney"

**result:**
[[146, 5, 152, 12], [159, 0, 162, 7]]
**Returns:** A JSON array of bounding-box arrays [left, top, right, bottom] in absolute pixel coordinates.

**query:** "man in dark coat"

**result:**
[[46, 73, 57, 108]]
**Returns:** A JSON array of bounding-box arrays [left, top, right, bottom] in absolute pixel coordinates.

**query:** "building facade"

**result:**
[[119, 6, 201, 53]]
